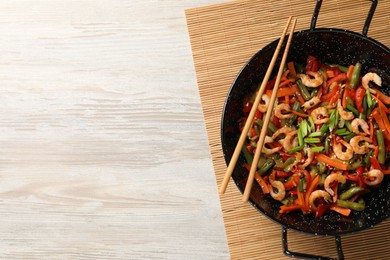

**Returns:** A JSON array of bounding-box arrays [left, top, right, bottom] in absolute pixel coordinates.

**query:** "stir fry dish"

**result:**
[[241, 55, 390, 217]]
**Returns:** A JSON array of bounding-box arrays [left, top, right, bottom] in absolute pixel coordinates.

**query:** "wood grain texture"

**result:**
[[0, 0, 230, 259]]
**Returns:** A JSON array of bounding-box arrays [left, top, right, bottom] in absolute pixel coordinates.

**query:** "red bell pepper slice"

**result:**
[[370, 157, 382, 170], [322, 85, 340, 101], [315, 203, 332, 218], [254, 109, 262, 121], [242, 100, 252, 113], [355, 86, 366, 113], [275, 170, 292, 178], [306, 56, 319, 72], [326, 73, 346, 88], [246, 145, 254, 154], [345, 169, 360, 182]]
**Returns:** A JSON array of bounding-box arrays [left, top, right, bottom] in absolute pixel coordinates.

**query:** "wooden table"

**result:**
[[0, 1, 230, 259]]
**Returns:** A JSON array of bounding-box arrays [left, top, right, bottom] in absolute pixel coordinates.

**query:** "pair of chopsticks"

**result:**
[[220, 16, 297, 202]]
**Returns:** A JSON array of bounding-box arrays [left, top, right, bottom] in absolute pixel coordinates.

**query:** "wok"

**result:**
[[221, 0, 390, 259]]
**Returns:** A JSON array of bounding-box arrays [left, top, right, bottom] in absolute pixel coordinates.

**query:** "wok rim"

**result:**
[[221, 27, 390, 236]]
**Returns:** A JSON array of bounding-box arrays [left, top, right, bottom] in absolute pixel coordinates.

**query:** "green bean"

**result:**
[[346, 104, 360, 117], [334, 128, 351, 136], [311, 88, 319, 98], [286, 102, 301, 125], [345, 120, 353, 132], [366, 89, 373, 108], [319, 173, 327, 186], [320, 124, 329, 135], [376, 130, 386, 164], [256, 119, 278, 136], [298, 125, 304, 146], [298, 178, 305, 193], [310, 146, 324, 153], [304, 137, 321, 143], [258, 159, 275, 176], [337, 65, 349, 73], [348, 160, 363, 170], [242, 146, 253, 165], [282, 157, 296, 172], [324, 134, 331, 154], [327, 109, 339, 131], [350, 62, 362, 89], [308, 116, 315, 131], [363, 151, 373, 168], [309, 131, 322, 137], [339, 187, 365, 200], [317, 161, 327, 174], [256, 156, 267, 169], [296, 80, 311, 100], [337, 199, 365, 211], [326, 63, 349, 73], [359, 112, 366, 120], [362, 95, 368, 114], [267, 121, 278, 136], [365, 101, 376, 118], [288, 145, 304, 154]]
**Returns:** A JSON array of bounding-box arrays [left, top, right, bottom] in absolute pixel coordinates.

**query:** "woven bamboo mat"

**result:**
[[186, 0, 390, 259]]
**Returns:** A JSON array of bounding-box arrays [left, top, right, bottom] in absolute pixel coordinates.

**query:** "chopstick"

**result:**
[[219, 16, 293, 195], [242, 18, 297, 202]]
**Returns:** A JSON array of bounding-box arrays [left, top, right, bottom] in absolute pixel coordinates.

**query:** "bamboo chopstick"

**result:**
[[219, 16, 293, 195], [242, 18, 297, 202]]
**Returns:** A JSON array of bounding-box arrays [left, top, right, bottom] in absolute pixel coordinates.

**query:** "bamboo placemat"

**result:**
[[186, 0, 390, 259]]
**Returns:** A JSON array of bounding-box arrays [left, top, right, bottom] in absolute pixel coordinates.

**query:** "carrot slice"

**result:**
[[315, 153, 348, 171], [281, 70, 290, 81], [287, 62, 296, 77], [330, 205, 351, 216], [266, 87, 294, 98], [372, 108, 390, 141], [305, 175, 320, 209], [254, 172, 270, 194], [290, 84, 305, 104], [346, 65, 354, 80], [279, 204, 302, 214], [342, 83, 350, 109], [291, 110, 309, 118], [375, 89, 390, 105]]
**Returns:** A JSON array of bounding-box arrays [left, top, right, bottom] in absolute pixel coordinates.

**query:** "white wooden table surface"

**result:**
[[0, 1, 230, 259]]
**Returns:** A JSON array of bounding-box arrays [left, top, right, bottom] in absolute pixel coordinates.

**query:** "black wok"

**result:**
[[221, 0, 390, 259]]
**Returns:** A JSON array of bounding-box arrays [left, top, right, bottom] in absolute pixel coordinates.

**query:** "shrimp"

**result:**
[[309, 190, 331, 211], [269, 179, 286, 201], [351, 118, 370, 136], [363, 169, 384, 186], [298, 71, 324, 88], [349, 136, 375, 154], [301, 149, 314, 168], [257, 94, 271, 113], [311, 107, 330, 124], [337, 99, 354, 120], [332, 139, 353, 160], [362, 72, 382, 94], [261, 136, 281, 155], [272, 126, 293, 140], [302, 96, 321, 111], [324, 172, 346, 196], [274, 103, 293, 119], [281, 130, 298, 152]]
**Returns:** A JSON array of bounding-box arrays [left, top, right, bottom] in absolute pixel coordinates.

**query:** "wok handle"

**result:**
[[282, 227, 344, 260], [310, 0, 378, 37]]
